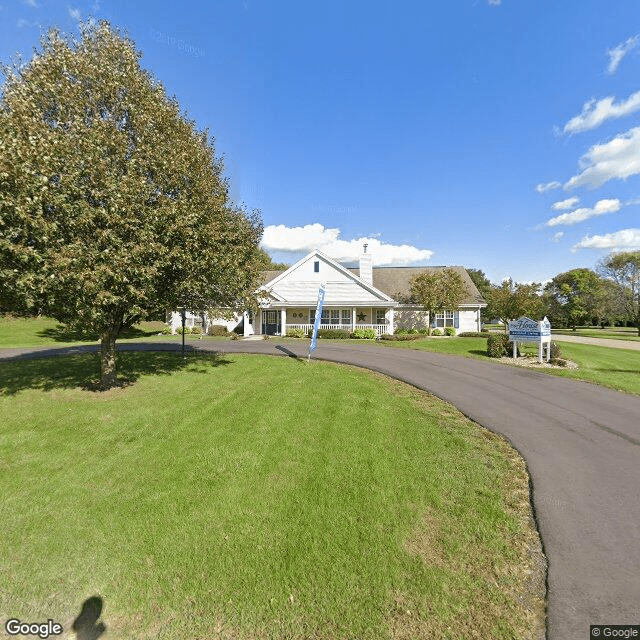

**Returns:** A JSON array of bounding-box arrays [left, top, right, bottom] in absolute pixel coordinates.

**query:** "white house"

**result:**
[[168, 248, 486, 336]]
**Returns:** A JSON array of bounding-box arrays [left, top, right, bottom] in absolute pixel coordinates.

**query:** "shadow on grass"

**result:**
[[37, 324, 162, 342], [0, 351, 231, 396], [595, 368, 640, 374], [469, 350, 489, 357]]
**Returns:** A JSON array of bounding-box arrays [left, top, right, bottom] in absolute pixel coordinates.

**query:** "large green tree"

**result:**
[[598, 251, 640, 335], [409, 268, 466, 334], [543, 268, 603, 329], [0, 22, 263, 387]]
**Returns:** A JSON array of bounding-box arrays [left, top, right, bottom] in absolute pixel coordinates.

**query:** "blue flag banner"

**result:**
[[309, 282, 326, 356]]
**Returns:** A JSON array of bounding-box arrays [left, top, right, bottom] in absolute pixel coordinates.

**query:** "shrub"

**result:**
[[418, 328, 430, 335], [487, 334, 520, 358], [431, 328, 442, 336], [550, 357, 567, 367], [458, 331, 487, 338], [286, 327, 306, 338], [161, 325, 173, 335], [350, 328, 376, 339], [487, 333, 508, 357], [190, 326, 202, 335], [395, 328, 409, 335], [481, 328, 489, 333], [316, 328, 351, 339], [230, 332, 239, 340], [176, 326, 191, 335], [408, 328, 419, 335], [445, 326, 456, 336], [550, 341, 562, 359], [209, 324, 230, 336]]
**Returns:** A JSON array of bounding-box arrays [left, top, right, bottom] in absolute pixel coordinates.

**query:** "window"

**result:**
[[314, 261, 320, 272], [436, 311, 454, 327], [376, 309, 386, 325], [331, 310, 340, 324], [341, 309, 351, 325]]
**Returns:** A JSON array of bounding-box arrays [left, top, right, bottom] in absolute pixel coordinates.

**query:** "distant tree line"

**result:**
[[468, 251, 640, 335]]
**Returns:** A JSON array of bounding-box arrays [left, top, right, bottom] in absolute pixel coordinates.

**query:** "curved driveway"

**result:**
[[2, 340, 639, 639]]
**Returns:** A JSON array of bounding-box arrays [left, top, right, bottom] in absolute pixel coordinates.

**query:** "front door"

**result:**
[[263, 310, 280, 335]]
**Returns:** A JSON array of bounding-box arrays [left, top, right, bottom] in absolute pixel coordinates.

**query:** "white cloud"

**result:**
[[21, 0, 38, 7], [565, 127, 640, 190], [563, 90, 640, 134], [17, 17, 32, 27], [487, 0, 501, 5], [546, 198, 621, 227], [261, 223, 434, 265], [607, 35, 639, 75], [68, 5, 81, 20], [572, 228, 640, 251], [535, 181, 562, 193], [551, 197, 580, 211], [552, 232, 564, 243]]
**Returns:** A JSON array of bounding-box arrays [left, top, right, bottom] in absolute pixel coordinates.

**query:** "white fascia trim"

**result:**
[[257, 250, 394, 302]]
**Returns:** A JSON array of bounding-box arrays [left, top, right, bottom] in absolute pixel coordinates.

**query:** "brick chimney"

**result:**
[[359, 244, 373, 285]]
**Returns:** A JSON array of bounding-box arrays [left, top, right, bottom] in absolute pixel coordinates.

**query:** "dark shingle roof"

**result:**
[[348, 265, 486, 306]]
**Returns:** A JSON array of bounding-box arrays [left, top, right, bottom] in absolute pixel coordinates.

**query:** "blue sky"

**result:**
[[2, 0, 640, 283]]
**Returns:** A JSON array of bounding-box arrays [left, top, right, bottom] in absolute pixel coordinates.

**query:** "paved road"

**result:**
[[551, 333, 640, 350], [2, 340, 640, 639]]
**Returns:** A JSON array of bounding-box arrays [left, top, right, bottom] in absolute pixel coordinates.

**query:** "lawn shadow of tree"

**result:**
[[0, 351, 231, 396], [469, 350, 489, 357]]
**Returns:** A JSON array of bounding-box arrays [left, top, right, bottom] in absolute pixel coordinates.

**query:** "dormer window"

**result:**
[[314, 261, 320, 273]]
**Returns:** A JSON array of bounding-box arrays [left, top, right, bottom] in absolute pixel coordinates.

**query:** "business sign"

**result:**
[[508, 316, 552, 362], [308, 282, 326, 357]]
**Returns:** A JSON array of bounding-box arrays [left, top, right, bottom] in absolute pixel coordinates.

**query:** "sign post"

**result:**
[[308, 282, 326, 361], [507, 316, 552, 362]]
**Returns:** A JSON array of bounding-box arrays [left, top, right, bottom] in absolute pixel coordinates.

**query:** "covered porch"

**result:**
[[246, 305, 396, 337]]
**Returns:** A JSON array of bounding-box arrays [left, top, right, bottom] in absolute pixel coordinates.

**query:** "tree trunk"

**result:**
[[100, 332, 118, 389]]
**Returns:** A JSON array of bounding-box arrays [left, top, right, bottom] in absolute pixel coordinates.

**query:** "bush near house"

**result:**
[[445, 327, 456, 336], [350, 328, 377, 339], [312, 328, 351, 339], [190, 326, 202, 335], [161, 326, 173, 335], [431, 329, 443, 336], [286, 328, 306, 338], [176, 326, 191, 335], [209, 325, 230, 337]]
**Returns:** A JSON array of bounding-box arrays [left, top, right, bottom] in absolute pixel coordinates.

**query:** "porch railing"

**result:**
[[286, 323, 389, 336]]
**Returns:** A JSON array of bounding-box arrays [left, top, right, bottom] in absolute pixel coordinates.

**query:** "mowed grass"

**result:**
[[0, 353, 545, 640], [552, 326, 640, 341]]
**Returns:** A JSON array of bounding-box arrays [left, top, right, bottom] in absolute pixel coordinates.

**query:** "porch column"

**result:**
[[352, 307, 356, 332], [257, 309, 262, 336], [387, 308, 395, 335], [281, 308, 287, 336], [243, 311, 250, 337]]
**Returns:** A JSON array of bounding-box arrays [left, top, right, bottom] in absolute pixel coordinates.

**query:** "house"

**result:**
[[168, 248, 486, 336]]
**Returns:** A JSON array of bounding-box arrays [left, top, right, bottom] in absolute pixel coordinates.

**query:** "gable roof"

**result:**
[[258, 255, 486, 307], [257, 250, 394, 304]]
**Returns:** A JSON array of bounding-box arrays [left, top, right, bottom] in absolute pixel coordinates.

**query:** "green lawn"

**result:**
[[0, 353, 544, 640], [552, 326, 640, 341]]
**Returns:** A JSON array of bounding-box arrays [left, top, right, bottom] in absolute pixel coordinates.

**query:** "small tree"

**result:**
[[488, 279, 544, 330], [409, 268, 466, 334], [0, 22, 263, 387], [598, 251, 640, 335]]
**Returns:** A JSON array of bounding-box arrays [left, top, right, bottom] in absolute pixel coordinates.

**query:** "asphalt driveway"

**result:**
[[2, 340, 639, 639]]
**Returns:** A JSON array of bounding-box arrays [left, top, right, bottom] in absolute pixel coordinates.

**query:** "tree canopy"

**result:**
[[487, 279, 544, 328], [543, 268, 604, 329], [0, 22, 263, 387], [409, 268, 466, 333], [598, 251, 640, 335]]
